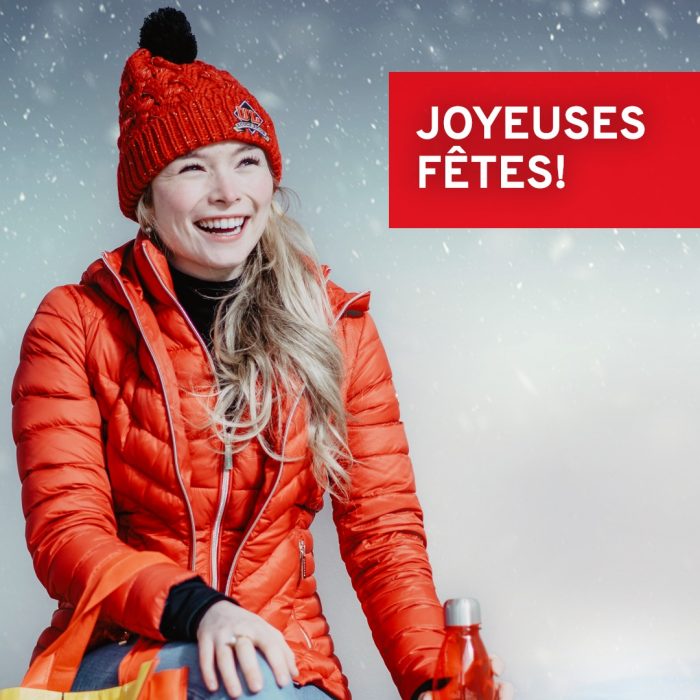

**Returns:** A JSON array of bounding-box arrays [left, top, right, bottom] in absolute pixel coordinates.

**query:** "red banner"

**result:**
[[388, 72, 700, 228]]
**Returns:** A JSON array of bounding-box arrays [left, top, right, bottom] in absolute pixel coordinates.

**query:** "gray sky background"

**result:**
[[2, 1, 700, 698]]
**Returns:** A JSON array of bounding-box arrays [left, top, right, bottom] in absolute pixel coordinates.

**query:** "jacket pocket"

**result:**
[[292, 608, 313, 649]]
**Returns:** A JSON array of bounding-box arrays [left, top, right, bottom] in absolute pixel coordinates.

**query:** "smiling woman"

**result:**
[[9, 6, 507, 700], [140, 141, 275, 281]]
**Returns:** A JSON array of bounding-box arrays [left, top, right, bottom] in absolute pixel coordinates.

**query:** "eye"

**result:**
[[239, 156, 261, 167], [178, 163, 205, 173]]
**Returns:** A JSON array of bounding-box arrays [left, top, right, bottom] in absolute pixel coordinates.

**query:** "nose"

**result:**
[[208, 169, 241, 206]]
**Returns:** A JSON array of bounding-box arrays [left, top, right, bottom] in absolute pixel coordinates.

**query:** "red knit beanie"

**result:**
[[117, 7, 282, 221]]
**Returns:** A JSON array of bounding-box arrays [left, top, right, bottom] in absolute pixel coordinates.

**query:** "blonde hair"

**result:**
[[136, 185, 352, 495]]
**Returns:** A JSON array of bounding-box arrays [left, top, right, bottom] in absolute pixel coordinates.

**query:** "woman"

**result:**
[[12, 8, 507, 700]]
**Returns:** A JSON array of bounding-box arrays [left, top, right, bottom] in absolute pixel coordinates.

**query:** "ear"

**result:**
[[135, 185, 158, 232]]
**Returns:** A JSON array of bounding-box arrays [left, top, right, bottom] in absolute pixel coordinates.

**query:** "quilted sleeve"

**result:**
[[331, 311, 445, 700], [11, 286, 194, 640]]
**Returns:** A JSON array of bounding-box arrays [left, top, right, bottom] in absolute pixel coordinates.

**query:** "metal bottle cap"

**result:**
[[444, 598, 482, 626]]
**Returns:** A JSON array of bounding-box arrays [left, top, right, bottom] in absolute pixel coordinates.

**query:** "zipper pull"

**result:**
[[298, 538, 306, 581], [224, 433, 233, 471]]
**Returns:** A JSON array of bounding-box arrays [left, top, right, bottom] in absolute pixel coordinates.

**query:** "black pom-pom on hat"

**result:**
[[139, 7, 197, 64]]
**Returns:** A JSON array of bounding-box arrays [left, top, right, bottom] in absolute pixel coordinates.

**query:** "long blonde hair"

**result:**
[[136, 186, 352, 495]]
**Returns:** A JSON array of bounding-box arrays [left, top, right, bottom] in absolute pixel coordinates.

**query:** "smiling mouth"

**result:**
[[195, 216, 248, 236]]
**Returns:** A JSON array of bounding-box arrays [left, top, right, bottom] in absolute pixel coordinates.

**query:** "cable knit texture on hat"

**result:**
[[117, 9, 282, 221]]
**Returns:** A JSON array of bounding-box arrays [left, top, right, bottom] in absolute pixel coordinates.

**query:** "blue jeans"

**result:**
[[72, 641, 335, 700]]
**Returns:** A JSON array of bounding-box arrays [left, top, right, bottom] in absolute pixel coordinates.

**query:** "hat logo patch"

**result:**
[[233, 100, 270, 142]]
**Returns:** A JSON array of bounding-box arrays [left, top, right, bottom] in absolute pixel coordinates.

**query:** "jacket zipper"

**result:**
[[210, 433, 233, 590], [102, 254, 198, 571], [142, 248, 232, 591], [298, 538, 306, 582], [294, 540, 312, 649], [223, 290, 370, 596], [224, 387, 305, 594]]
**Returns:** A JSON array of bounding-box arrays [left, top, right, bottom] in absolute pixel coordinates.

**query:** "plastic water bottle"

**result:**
[[432, 598, 496, 700]]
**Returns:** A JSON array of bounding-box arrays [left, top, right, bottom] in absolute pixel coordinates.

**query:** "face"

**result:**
[[150, 140, 275, 281]]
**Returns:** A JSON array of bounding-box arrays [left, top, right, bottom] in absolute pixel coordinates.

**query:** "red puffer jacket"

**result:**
[[12, 233, 445, 699]]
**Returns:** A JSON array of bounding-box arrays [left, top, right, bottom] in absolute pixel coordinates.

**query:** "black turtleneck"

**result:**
[[168, 263, 241, 346], [159, 263, 241, 641]]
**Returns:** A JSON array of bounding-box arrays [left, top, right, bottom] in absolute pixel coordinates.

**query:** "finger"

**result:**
[[198, 634, 218, 692], [283, 643, 299, 678], [497, 680, 515, 700], [233, 636, 264, 694], [216, 638, 243, 698], [257, 636, 292, 688], [490, 655, 505, 676]]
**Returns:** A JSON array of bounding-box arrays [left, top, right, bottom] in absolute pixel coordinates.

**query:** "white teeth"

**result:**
[[196, 217, 245, 231]]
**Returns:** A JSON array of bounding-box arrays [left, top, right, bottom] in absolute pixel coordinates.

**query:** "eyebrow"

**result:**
[[174, 144, 258, 161]]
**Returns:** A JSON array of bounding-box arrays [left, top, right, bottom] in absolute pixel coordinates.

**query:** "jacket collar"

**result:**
[[82, 231, 370, 318], [81, 231, 175, 309]]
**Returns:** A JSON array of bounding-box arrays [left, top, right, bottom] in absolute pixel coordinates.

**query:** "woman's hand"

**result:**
[[196, 600, 299, 698], [417, 655, 514, 700], [491, 656, 515, 700]]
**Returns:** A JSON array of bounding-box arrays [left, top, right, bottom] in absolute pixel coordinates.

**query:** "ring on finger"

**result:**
[[226, 634, 250, 647]]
